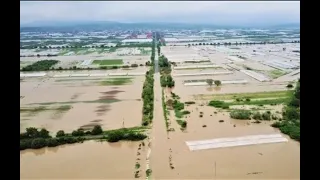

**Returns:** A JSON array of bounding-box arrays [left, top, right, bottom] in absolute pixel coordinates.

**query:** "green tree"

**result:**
[[214, 80, 221, 86], [56, 130, 65, 137], [91, 125, 103, 135], [206, 79, 213, 86], [39, 128, 50, 138]]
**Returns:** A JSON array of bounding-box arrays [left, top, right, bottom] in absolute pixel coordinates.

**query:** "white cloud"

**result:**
[[20, 1, 300, 25]]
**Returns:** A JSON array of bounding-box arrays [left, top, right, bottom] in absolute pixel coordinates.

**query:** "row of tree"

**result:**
[[141, 34, 156, 126], [185, 41, 300, 47], [20, 126, 103, 150], [206, 79, 221, 87], [20, 43, 153, 50]]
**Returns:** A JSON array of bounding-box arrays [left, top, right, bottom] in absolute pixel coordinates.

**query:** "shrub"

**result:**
[[107, 131, 123, 142], [208, 100, 225, 108], [91, 125, 103, 135], [288, 98, 300, 107], [124, 132, 147, 141], [39, 128, 51, 138], [271, 121, 284, 128], [252, 112, 262, 120], [185, 101, 195, 104], [246, 98, 251, 101], [182, 110, 190, 115], [286, 84, 293, 88], [173, 100, 184, 111], [230, 110, 251, 120], [131, 64, 138, 67], [71, 129, 85, 136], [46, 138, 59, 147], [20, 140, 32, 150], [25, 127, 39, 138], [56, 130, 65, 137], [221, 105, 229, 109], [283, 107, 300, 120], [31, 138, 47, 149], [85, 131, 92, 135], [181, 121, 187, 128], [261, 112, 271, 120]]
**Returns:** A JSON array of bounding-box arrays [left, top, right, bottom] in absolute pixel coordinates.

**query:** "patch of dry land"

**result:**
[[158, 87, 300, 179]]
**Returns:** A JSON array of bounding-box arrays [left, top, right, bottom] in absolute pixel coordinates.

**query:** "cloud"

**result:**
[[20, 1, 300, 25]]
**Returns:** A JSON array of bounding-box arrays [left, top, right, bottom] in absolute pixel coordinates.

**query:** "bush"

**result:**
[[286, 84, 293, 88], [261, 112, 271, 120], [71, 129, 85, 136], [208, 100, 225, 108], [122, 65, 130, 68], [25, 127, 39, 138], [131, 64, 138, 67], [39, 128, 51, 138], [182, 110, 190, 115], [107, 131, 123, 142], [230, 110, 251, 120], [31, 138, 47, 149], [124, 132, 147, 141], [173, 100, 184, 111], [288, 98, 300, 107], [46, 138, 59, 147], [56, 130, 65, 137], [252, 112, 262, 120], [181, 121, 187, 128], [185, 101, 195, 104], [283, 107, 300, 120], [91, 125, 103, 135], [107, 130, 147, 142]]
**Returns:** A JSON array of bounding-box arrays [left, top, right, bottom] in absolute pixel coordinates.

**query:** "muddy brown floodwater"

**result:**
[[20, 140, 147, 179]]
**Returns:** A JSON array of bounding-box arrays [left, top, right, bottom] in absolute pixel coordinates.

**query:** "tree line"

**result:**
[[272, 79, 300, 141], [184, 41, 300, 47], [20, 125, 147, 150], [141, 33, 156, 126], [20, 43, 153, 50]]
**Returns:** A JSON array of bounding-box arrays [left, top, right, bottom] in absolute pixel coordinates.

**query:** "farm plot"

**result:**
[[20, 75, 145, 133], [92, 59, 124, 66]]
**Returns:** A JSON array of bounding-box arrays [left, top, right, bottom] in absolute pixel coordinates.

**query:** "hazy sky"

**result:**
[[20, 1, 300, 25]]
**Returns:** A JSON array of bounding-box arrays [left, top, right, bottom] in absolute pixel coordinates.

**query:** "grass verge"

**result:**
[[196, 90, 293, 100]]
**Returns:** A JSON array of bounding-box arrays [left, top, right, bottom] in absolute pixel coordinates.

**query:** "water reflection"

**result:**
[[214, 86, 221, 91]]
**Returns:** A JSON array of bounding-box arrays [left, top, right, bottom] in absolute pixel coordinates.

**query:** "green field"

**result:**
[[92, 59, 123, 66], [195, 90, 293, 100], [268, 69, 287, 79]]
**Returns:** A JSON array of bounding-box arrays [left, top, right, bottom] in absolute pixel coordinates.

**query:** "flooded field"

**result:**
[[20, 74, 145, 133], [20, 140, 147, 179], [155, 89, 300, 179]]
